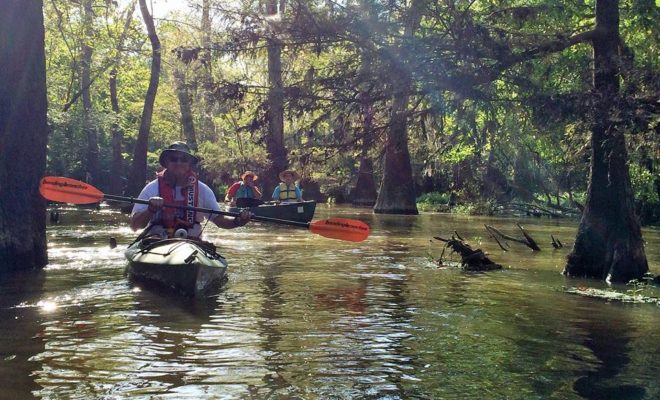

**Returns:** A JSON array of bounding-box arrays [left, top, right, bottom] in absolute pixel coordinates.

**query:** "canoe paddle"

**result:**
[[39, 176, 370, 242]]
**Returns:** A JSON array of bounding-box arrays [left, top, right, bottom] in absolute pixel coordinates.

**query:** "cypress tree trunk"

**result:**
[[0, 0, 49, 271], [374, 0, 425, 215], [373, 86, 418, 214], [108, 0, 136, 196], [199, 0, 216, 142], [262, 0, 288, 195], [81, 0, 99, 184], [352, 0, 379, 207], [109, 69, 124, 195], [126, 0, 161, 197], [173, 67, 198, 149], [564, 0, 648, 282], [352, 157, 378, 206]]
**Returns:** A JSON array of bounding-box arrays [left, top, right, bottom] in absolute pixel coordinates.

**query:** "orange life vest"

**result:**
[[156, 170, 198, 232]]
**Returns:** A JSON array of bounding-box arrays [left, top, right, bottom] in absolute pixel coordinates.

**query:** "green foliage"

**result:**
[[38, 0, 658, 224], [630, 163, 659, 204], [197, 141, 270, 183], [440, 144, 476, 164], [416, 192, 450, 212]]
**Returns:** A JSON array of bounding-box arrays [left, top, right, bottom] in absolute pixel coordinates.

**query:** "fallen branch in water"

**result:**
[[484, 224, 508, 251], [433, 236, 502, 271], [484, 224, 541, 251], [517, 223, 540, 250], [551, 235, 563, 249], [507, 202, 581, 218]]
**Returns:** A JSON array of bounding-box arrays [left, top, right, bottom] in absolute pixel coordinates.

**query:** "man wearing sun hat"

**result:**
[[271, 169, 303, 203], [225, 170, 263, 207], [130, 141, 250, 238]]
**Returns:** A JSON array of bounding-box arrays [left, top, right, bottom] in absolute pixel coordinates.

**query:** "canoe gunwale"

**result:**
[[225, 200, 316, 223]]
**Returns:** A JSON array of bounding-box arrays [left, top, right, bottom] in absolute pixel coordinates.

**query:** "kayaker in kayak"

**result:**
[[225, 170, 264, 208], [272, 169, 303, 203], [130, 142, 251, 238]]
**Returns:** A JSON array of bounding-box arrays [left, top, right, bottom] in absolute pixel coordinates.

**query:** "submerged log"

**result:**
[[433, 236, 502, 271]]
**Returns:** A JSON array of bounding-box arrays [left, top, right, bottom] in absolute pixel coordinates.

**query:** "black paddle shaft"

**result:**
[[103, 193, 311, 228]]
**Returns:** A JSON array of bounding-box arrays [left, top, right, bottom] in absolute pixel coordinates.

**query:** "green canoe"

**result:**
[[125, 237, 228, 296], [226, 200, 316, 223]]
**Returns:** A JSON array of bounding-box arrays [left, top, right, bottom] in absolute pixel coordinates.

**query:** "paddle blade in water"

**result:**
[[39, 176, 104, 204], [309, 218, 370, 242]]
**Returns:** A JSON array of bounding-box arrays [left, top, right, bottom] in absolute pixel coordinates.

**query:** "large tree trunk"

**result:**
[[374, 0, 424, 215], [564, 0, 648, 283], [261, 0, 288, 195], [173, 67, 198, 149], [0, 0, 49, 271], [199, 0, 216, 142], [126, 0, 161, 197], [351, 4, 378, 208], [81, 0, 99, 184], [352, 157, 378, 206], [108, 0, 136, 195], [109, 69, 124, 194], [373, 88, 418, 214]]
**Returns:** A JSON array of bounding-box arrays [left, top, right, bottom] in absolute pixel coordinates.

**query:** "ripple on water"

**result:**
[[7, 208, 660, 399]]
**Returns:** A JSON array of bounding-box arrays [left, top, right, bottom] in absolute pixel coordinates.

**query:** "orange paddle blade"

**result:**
[[39, 176, 104, 204], [309, 218, 370, 242]]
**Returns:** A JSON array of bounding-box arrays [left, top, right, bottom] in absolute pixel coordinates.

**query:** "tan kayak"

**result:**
[[125, 237, 228, 297]]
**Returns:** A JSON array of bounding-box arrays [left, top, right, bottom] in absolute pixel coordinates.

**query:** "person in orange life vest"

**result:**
[[224, 170, 263, 208], [130, 142, 250, 238], [271, 169, 303, 203]]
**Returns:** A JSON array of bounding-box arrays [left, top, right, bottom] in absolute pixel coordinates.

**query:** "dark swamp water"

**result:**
[[1, 205, 658, 399]]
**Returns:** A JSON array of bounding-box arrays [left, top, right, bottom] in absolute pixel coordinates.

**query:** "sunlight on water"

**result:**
[[0, 207, 658, 399], [38, 300, 58, 312]]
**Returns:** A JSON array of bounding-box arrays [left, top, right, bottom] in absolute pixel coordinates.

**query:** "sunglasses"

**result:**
[[167, 155, 191, 163]]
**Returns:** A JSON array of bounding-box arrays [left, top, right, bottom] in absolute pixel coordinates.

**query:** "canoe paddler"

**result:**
[[225, 170, 264, 208], [130, 141, 251, 238], [272, 169, 303, 203]]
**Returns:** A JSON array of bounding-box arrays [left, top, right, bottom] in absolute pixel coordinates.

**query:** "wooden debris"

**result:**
[[507, 202, 581, 218], [485, 224, 541, 251], [485, 224, 508, 251], [516, 223, 541, 250], [551, 234, 563, 249], [433, 236, 502, 271]]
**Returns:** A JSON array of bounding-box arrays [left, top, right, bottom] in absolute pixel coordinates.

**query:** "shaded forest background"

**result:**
[[43, 0, 658, 223]]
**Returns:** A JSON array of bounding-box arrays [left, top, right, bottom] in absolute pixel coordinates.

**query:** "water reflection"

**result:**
[[572, 299, 646, 400], [315, 278, 368, 314], [368, 213, 417, 238], [0, 270, 46, 399], [256, 252, 288, 398], [0, 207, 658, 398]]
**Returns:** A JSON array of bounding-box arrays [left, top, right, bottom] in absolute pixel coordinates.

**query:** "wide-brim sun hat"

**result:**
[[278, 169, 300, 181], [241, 170, 258, 181], [159, 141, 199, 167]]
